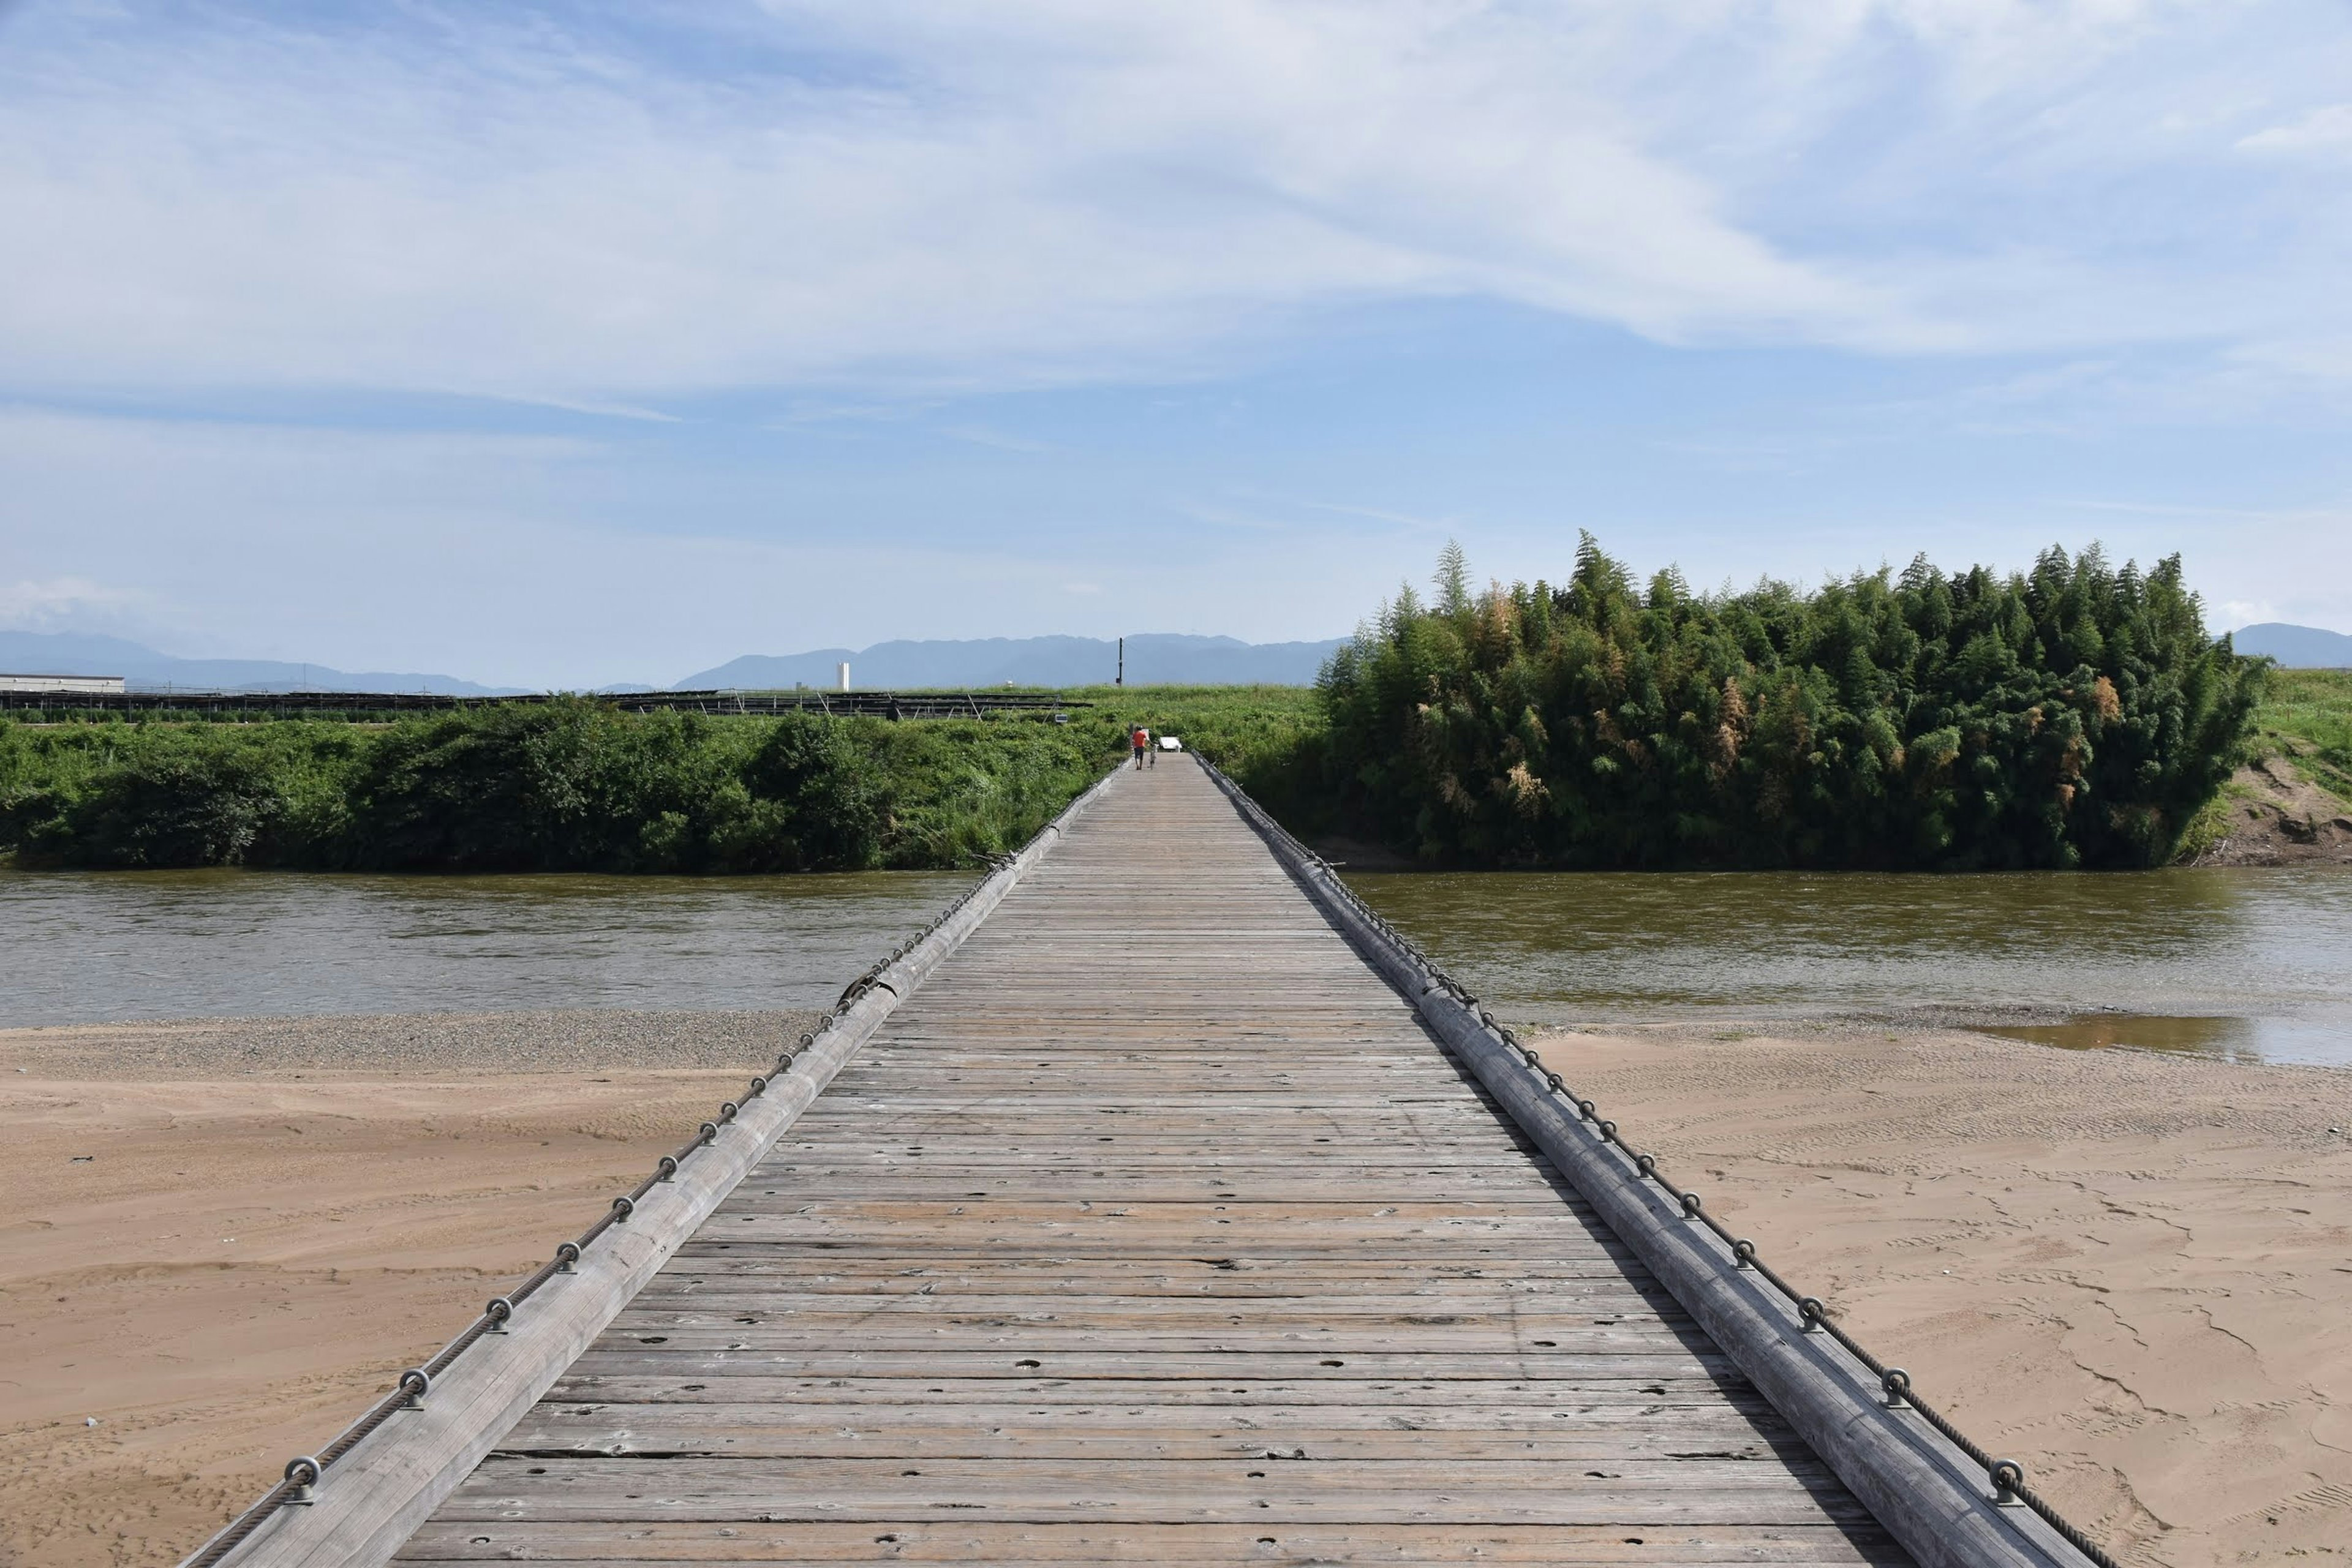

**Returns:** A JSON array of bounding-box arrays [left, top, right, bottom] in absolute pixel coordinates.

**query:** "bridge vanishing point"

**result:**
[[186, 758, 2109, 1568]]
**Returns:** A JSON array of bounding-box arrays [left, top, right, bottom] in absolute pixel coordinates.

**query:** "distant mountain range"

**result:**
[[2233, 622, 2352, 668], [674, 635, 1348, 690], [0, 629, 1348, 694], [0, 630, 529, 695]]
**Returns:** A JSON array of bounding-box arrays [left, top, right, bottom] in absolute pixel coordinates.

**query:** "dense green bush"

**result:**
[[1317, 538, 2261, 869], [0, 721, 370, 869], [32, 747, 284, 868], [0, 702, 1113, 872], [0, 692, 1334, 875]]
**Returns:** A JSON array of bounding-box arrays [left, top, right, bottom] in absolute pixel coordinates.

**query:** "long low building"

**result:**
[[0, 672, 127, 695]]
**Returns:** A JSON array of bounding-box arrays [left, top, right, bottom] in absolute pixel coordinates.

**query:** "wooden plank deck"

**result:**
[[394, 760, 1909, 1567]]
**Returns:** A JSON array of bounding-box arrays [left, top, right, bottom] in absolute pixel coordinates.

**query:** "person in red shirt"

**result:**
[[1130, 725, 1151, 769]]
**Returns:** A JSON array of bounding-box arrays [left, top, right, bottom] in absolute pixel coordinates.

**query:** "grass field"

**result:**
[[2247, 667, 2352, 802]]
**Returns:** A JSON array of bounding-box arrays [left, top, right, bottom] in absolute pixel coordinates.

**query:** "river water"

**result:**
[[6, 865, 2348, 1068], [1348, 866, 2352, 1068], [0, 869, 973, 1028]]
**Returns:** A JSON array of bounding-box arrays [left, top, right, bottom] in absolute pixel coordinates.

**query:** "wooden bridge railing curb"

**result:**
[[1197, 756, 2100, 1568], [186, 764, 1128, 1568]]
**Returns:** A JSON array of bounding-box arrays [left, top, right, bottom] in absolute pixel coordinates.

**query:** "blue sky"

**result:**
[[4, 0, 2350, 688]]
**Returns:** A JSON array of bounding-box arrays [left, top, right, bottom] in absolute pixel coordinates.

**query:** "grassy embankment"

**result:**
[[2176, 666, 2352, 856], [2248, 668, 2352, 798], [0, 687, 1317, 872]]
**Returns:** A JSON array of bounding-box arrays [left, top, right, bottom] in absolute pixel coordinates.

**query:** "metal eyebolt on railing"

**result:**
[[1882, 1366, 1913, 1409], [1192, 755, 2119, 1568], [180, 1004, 855, 1568]]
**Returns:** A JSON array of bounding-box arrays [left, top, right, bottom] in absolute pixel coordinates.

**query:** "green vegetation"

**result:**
[[0, 545, 2280, 875], [0, 706, 1078, 871], [1313, 539, 2263, 869], [0, 688, 1321, 873], [2176, 667, 2352, 858], [2245, 668, 2352, 803]]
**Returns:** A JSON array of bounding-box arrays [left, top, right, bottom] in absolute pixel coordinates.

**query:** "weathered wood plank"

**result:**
[[560, 1353, 1730, 1382], [605, 1298, 1689, 1325], [538, 1382, 1778, 1420], [397, 1520, 1909, 1565]]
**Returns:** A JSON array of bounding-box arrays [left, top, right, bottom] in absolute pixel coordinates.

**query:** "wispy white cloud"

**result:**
[[942, 424, 1059, 454], [2239, 102, 2352, 155], [773, 402, 937, 426], [0, 575, 146, 631], [6, 0, 2342, 407], [487, 393, 683, 424], [2219, 599, 2275, 629]]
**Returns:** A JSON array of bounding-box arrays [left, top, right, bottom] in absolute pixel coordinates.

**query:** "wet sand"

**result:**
[[1529, 1025, 2352, 1567], [0, 1011, 815, 1568], [4, 1012, 2346, 1567]]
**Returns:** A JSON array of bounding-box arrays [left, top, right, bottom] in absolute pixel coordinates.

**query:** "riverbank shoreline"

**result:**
[[1526, 1023, 2352, 1567], [0, 1009, 816, 1568]]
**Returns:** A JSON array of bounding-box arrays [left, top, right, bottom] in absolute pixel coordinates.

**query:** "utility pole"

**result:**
[[1116, 636, 1123, 687]]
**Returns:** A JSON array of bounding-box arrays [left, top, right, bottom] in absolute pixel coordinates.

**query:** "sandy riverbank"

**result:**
[[0, 1010, 816, 1568], [1529, 1024, 2352, 1567], [4, 1012, 2346, 1567]]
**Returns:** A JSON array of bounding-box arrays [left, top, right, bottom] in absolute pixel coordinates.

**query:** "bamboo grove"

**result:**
[[1314, 538, 2262, 869]]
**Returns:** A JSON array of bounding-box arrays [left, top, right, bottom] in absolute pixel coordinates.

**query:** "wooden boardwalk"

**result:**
[[395, 761, 1909, 1566]]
